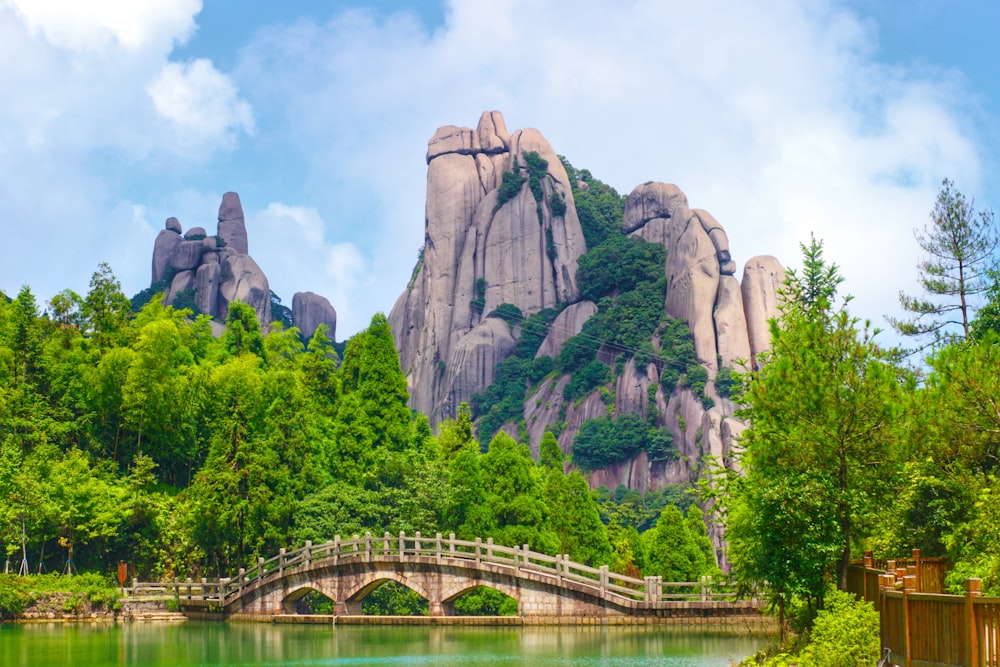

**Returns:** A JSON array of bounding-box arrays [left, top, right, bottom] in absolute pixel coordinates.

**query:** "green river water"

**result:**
[[0, 622, 769, 666]]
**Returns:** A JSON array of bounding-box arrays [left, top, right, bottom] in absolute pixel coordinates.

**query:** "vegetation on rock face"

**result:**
[[471, 158, 696, 471], [560, 156, 626, 248], [494, 170, 527, 213], [572, 415, 675, 470]]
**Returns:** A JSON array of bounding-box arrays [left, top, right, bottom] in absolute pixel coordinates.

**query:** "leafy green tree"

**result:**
[[222, 302, 265, 358], [188, 355, 281, 573], [445, 439, 494, 538], [438, 403, 476, 459], [890, 179, 998, 345], [543, 470, 611, 565], [82, 263, 131, 348], [349, 313, 413, 452], [559, 156, 626, 247], [970, 268, 1000, 340], [808, 588, 880, 666], [480, 432, 558, 552], [644, 505, 708, 582], [453, 586, 518, 616], [538, 431, 563, 472], [724, 236, 908, 611], [572, 415, 674, 470]]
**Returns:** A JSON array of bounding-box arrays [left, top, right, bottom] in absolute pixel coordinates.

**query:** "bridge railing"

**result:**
[[129, 532, 738, 607]]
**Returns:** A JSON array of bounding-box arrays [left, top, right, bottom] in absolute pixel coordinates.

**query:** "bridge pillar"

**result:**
[[336, 600, 362, 615]]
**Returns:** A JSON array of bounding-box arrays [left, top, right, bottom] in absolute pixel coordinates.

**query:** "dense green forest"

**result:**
[[0, 266, 716, 597]]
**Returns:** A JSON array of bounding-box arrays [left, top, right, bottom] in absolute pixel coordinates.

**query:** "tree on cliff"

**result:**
[[889, 179, 998, 346], [723, 236, 909, 622]]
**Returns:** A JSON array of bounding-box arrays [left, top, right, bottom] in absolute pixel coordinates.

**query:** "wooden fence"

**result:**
[[847, 550, 1000, 667]]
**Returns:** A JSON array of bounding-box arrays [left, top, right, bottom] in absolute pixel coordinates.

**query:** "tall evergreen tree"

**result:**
[[82, 263, 131, 348], [889, 179, 998, 345]]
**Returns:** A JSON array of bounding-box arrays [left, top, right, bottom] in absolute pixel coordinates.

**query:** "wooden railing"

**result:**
[[128, 531, 739, 610], [848, 550, 1000, 667], [847, 549, 948, 602]]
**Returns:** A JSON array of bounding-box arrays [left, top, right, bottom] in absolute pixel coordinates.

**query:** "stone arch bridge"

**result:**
[[133, 533, 759, 620]]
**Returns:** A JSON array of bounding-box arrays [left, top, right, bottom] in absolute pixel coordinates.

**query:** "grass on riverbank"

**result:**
[[0, 573, 120, 620]]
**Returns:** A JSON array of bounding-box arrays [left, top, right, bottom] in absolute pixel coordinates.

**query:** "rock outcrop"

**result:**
[[147, 193, 337, 336], [292, 291, 338, 340], [149, 192, 271, 325], [389, 111, 588, 423]]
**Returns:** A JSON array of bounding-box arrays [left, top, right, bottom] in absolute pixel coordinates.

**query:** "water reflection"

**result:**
[[1, 622, 771, 666]]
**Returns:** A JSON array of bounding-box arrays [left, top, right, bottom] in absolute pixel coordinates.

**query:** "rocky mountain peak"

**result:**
[[390, 111, 588, 423], [389, 112, 787, 543], [145, 193, 336, 339]]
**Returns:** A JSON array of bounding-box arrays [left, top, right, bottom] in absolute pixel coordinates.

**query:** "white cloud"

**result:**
[[232, 0, 984, 340], [147, 59, 255, 152], [4, 0, 200, 53], [0, 0, 990, 345], [252, 203, 370, 335]]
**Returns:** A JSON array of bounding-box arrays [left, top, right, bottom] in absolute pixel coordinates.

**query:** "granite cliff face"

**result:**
[[147, 193, 337, 339], [389, 111, 587, 422], [390, 112, 785, 520]]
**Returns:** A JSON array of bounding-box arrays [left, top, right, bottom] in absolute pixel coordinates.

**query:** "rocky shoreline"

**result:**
[[12, 595, 185, 623]]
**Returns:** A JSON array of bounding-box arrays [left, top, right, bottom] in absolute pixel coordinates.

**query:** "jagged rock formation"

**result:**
[[390, 113, 786, 560], [292, 291, 337, 340], [151, 192, 271, 325], [147, 193, 337, 337], [389, 111, 587, 423]]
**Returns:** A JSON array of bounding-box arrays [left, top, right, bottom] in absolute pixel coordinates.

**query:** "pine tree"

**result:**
[[889, 179, 998, 345]]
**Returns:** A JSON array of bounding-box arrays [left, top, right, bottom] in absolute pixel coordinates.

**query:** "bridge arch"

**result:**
[[280, 584, 337, 615], [342, 570, 434, 606], [440, 580, 521, 606], [441, 581, 521, 616]]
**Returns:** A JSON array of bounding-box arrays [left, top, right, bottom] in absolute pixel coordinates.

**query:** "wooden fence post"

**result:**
[[912, 549, 922, 592], [903, 574, 916, 667], [863, 550, 873, 601], [966, 578, 982, 667]]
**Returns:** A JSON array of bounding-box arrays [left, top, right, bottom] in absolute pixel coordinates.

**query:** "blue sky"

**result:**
[[1, 0, 998, 339]]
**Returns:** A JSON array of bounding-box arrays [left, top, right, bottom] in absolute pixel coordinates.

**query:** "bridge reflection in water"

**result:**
[[129, 532, 765, 624]]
